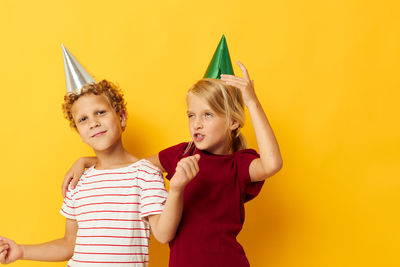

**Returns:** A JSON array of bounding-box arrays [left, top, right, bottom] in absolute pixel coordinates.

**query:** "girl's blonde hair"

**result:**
[[188, 78, 247, 153]]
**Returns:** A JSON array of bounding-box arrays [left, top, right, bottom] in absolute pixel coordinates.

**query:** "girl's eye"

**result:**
[[205, 113, 212, 118], [97, 110, 106, 115]]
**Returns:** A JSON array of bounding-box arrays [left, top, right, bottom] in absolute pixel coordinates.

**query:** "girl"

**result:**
[[62, 61, 282, 267]]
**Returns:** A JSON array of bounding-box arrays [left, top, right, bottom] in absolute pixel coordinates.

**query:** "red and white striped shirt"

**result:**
[[60, 159, 168, 267]]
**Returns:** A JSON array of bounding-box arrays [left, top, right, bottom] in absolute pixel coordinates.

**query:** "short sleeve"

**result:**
[[236, 149, 265, 202], [60, 185, 77, 220], [159, 142, 189, 180], [138, 161, 168, 222]]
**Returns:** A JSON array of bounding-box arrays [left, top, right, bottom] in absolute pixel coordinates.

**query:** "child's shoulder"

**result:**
[[232, 148, 260, 164], [131, 159, 163, 175]]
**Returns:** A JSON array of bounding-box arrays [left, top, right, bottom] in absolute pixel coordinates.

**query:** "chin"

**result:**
[[193, 142, 208, 151]]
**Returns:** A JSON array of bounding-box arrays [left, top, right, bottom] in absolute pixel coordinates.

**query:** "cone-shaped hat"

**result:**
[[62, 44, 95, 94], [203, 35, 234, 79]]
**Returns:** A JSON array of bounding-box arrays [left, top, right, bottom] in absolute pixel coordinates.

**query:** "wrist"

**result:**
[[245, 97, 260, 109], [168, 188, 184, 197], [20, 244, 26, 260]]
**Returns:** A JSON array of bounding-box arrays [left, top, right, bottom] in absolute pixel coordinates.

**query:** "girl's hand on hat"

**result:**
[[170, 154, 200, 193], [220, 61, 257, 106]]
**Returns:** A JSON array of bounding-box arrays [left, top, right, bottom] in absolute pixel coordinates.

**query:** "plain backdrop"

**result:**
[[0, 0, 399, 266]]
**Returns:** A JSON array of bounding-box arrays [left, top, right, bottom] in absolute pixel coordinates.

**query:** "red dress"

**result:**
[[159, 142, 264, 267]]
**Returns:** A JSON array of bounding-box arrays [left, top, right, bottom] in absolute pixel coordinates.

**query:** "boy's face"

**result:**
[[71, 93, 126, 152]]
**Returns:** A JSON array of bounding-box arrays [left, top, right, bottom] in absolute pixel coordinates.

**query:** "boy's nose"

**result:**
[[89, 119, 100, 129]]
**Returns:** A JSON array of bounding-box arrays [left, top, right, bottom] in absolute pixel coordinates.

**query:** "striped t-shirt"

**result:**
[[60, 159, 168, 267]]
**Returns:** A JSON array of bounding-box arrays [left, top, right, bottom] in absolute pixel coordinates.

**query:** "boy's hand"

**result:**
[[169, 154, 200, 193], [220, 61, 257, 106], [0, 237, 23, 264]]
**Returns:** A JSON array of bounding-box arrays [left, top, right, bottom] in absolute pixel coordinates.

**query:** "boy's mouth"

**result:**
[[193, 133, 205, 142], [92, 130, 107, 138]]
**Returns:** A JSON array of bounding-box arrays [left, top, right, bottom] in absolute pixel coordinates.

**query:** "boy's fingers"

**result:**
[[0, 250, 6, 262], [0, 243, 9, 252]]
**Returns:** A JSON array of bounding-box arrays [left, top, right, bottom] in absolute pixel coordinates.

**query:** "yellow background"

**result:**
[[0, 0, 399, 266]]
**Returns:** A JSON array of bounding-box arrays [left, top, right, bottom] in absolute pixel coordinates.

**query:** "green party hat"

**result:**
[[203, 35, 234, 79]]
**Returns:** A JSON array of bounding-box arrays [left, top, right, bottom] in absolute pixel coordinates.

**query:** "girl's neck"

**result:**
[[94, 139, 138, 170]]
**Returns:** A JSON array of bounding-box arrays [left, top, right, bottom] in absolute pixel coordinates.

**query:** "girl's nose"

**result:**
[[194, 118, 203, 129]]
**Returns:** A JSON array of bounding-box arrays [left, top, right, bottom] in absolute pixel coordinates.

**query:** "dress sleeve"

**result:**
[[236, 149, 265, 202], [138, 161, 168, 222], [60, 185, 77, 220], [158, 142, 189, 180]]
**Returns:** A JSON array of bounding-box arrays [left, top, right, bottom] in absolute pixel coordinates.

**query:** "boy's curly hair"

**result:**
[[62, 80, 127, 129]]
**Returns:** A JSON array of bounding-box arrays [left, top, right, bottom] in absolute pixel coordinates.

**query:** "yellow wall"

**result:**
[[0, 0, 399, 266]]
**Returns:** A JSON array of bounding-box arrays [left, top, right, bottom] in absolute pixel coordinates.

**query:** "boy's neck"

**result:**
[[94, 139, 138, 170]]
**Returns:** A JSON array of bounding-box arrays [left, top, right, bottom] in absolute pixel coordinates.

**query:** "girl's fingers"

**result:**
[[187, 156, 200, 174], [184, 159, 197, 178], [71, 174, 80, 189], [177, 161, 191, 178], [221, 75, 245, 83], [181, 156, 199, 178], [224, 80, 247, 90], [62, 176, 72, 197], [237, 60, 250, 80]]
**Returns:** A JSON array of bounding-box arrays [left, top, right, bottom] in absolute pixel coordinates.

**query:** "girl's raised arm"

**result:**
[[221, 61, 283, 181]]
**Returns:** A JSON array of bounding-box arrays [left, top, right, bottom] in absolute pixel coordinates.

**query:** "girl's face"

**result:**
[[186, 92, 233, 155]]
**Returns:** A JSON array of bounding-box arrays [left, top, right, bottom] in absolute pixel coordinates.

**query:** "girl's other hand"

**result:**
[[170, 154, 200, 193]]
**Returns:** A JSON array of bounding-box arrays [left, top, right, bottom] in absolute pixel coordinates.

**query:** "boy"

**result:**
[[0, 80, 199, 266]]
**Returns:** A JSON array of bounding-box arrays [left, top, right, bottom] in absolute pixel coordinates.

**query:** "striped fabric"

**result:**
[[60, 159, 168, 267]]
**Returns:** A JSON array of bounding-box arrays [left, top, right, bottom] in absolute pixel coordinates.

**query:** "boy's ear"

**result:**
[[120, 110, 127, 129], [229, 119, 240, 131]]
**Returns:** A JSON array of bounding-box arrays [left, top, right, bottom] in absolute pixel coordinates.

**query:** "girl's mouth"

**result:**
[[194, 133, 205, 142]]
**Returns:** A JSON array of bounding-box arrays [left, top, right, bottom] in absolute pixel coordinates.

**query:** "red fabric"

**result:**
[[159, 142, 264, 267]]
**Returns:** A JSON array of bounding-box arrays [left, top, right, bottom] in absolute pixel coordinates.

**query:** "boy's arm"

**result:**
[[221, 61, 283, 182], [147, 154, 199, 244], [62, 157, 97, 197], [0, 219, 77, 264]]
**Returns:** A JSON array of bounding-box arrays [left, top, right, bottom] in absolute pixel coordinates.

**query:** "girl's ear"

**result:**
[[229, 119, 240, 131], [120, 110, 127, 130]]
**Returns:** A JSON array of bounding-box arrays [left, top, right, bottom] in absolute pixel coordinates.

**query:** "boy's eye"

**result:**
[[78, 117, 87, 123], [187, 114, 194, 118]]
